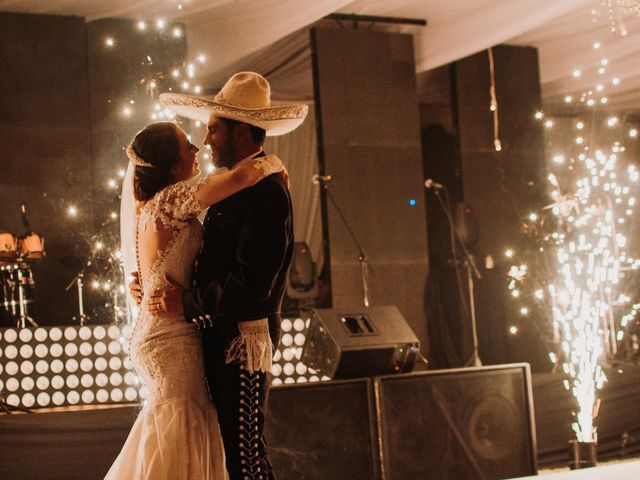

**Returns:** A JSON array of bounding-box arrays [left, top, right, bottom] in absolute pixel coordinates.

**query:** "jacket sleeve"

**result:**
[[182, 179, 291, 325]]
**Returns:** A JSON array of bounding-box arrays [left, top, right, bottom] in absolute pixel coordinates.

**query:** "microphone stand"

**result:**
[[65, 261, 91, 325], [316, 176, 371, 308], [429, 185, 483, 367]]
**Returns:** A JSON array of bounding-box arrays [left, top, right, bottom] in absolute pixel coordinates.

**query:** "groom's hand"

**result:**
[[149, 274, 183, 315], [128, 272, 142, 305]]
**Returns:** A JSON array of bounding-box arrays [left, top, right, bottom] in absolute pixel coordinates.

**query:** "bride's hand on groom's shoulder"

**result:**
[[148, 274, 184, 316]]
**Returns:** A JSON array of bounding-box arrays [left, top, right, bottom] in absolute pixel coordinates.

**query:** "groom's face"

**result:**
[[204, 114, 235, 169]]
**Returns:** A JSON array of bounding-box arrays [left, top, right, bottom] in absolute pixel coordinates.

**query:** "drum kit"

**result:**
[[0, 206, 45, 328]]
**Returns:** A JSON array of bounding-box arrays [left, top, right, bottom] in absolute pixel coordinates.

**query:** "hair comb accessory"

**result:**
[[126, 144, 154, 167]]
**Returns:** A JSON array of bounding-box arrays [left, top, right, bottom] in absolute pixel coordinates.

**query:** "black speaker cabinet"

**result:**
[[266, 378, 380, 480], [301, 305, 420, 379], [376, 364, 537, 479]]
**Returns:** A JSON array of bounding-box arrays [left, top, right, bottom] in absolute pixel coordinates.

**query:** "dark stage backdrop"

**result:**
[[310, 26, 429, 354], [0, 13, 187, 326], [0, 12, 93, 325], [421, 46, 548, 370]]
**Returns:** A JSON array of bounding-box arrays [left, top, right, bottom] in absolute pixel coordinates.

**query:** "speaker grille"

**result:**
[[377, 364, 536, 479]]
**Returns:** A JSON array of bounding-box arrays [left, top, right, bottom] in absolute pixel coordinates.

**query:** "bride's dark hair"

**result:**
[[131, 122, 181, 202]]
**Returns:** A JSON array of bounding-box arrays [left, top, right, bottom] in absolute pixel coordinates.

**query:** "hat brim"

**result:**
[[159, 93, 308, 136]]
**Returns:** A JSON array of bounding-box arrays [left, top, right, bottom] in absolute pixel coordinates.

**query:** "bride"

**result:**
[[105, 121, 286, 479]]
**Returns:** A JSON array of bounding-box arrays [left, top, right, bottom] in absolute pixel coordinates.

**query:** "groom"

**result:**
[[151, 72, 307, 480]]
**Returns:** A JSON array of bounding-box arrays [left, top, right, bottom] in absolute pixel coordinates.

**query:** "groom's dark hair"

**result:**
[[220, 117, 266, 146], [132, 122, 181, 202]]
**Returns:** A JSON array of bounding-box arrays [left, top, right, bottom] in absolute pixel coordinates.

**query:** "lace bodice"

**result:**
[[137, 176, 207, 295]]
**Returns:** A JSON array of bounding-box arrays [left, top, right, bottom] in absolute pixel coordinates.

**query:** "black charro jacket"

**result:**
[[182, 156, 294, 333]]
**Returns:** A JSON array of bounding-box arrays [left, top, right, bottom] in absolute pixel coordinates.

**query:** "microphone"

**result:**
[[424, 178, 445, 190], [312, 174, 333, 184]]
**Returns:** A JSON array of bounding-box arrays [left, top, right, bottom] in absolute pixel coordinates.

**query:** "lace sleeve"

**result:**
[[141, 176, 208, 232]]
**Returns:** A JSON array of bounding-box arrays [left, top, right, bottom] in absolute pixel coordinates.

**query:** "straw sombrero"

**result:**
[[159, 72, 308, 136]]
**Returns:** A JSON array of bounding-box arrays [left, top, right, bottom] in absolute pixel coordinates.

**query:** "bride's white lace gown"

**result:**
[[105, 177, 226, 480]]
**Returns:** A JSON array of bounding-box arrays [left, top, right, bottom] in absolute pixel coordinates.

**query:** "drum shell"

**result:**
[[0, 232, 18, 259], [19, 234, 45, 260]]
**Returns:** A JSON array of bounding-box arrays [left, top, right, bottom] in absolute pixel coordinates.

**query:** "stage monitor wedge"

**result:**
[[302, 305, 419, 379]]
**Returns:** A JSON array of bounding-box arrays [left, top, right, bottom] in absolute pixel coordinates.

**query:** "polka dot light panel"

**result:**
[[0, 325, 142, 409]]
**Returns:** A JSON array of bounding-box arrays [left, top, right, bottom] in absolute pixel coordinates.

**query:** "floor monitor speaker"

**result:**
[[266, 378, 380, 480], [376, 364, 537, 480], [301, 305, 420, 379]]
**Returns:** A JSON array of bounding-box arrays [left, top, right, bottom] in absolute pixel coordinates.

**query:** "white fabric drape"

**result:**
[[264, 104, 324, 272], [6, 0, 640, 108]]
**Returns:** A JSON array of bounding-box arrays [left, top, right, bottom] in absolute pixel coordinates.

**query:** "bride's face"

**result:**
[[173, 127, 201, 181]]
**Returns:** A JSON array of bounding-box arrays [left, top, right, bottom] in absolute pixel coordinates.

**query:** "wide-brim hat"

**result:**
[[159, 71, 308, 136]]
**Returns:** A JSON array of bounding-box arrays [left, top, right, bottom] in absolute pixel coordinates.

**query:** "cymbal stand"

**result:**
[[66, 271, 88, 325], [16, 265, 37, 328]]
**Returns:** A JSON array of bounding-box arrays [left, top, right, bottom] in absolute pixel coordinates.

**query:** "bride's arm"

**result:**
[[193, 154, 285, 208]]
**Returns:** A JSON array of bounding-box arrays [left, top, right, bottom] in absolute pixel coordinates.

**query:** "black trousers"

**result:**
[[203, 323, 280, 480]]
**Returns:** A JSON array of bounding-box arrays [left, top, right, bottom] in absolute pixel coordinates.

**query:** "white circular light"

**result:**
[[281, 319, 292, 332], [65, 343, 78, 357], [81, 374, 94, 388], [4, 345, 18, 359], [108, 325, 121, 339], [283, 363, 295, 376], [111, 388, 124, 402], [52, 391, 65, 405], [124, 372, 137, 385], [65, 359, 79, 373], [66, 375, 80, 388], [97, 389, 109, 403], [67, 391, 80, 405], [296, 363, 307, 375], [6, 361, 19, 376], [272, 378, 283, 386], [49, 327, 62, 342], [309, 375, 320, 382], [139, 385, 149, 400], [64, 327, 78, 341], [108, 341, 122, 355], [36, 376, 50, 390], [79, 342, 92, 356], [294, 348, 303, 360], [82, 390, 95, 404], [296, 377, 308, 383], [282, 349, 294, 361], [110, 372, 123, 386], [21, 377, 35, 391], [281, 334, 293, 347], [109, 357, 122, 370], [37, 392, 51, 406], [272, 349, 281, 362], [96, 373, 108, 387], [51, 375, 64, 389], [79, 326, 92, 340], [20, 344, 33, 359], [284, 377, 295, 384], [50, 343, 63, 358], [123, 357, 133, 370], [80, 359, 94, 373], [19, 328, 33, 342], [35, 344, 48, 358], [294, 333, 306, 346], [20, 361, 34, 375], [121, 324, 133, 338], [270, 364, 282, 376], [93, 326, 106, 340], [4, 329, 18, 343], [95, 357, 108, 371], [94, 341, 107, 356], [34, 328, 47, 342], [51, 359, 64, 374], [6, 377, 19, 392], [35, 360, 49, 374], [22, 393, 35, 407], [125, 387, 138, 401], [293, 319, 306, 331]]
